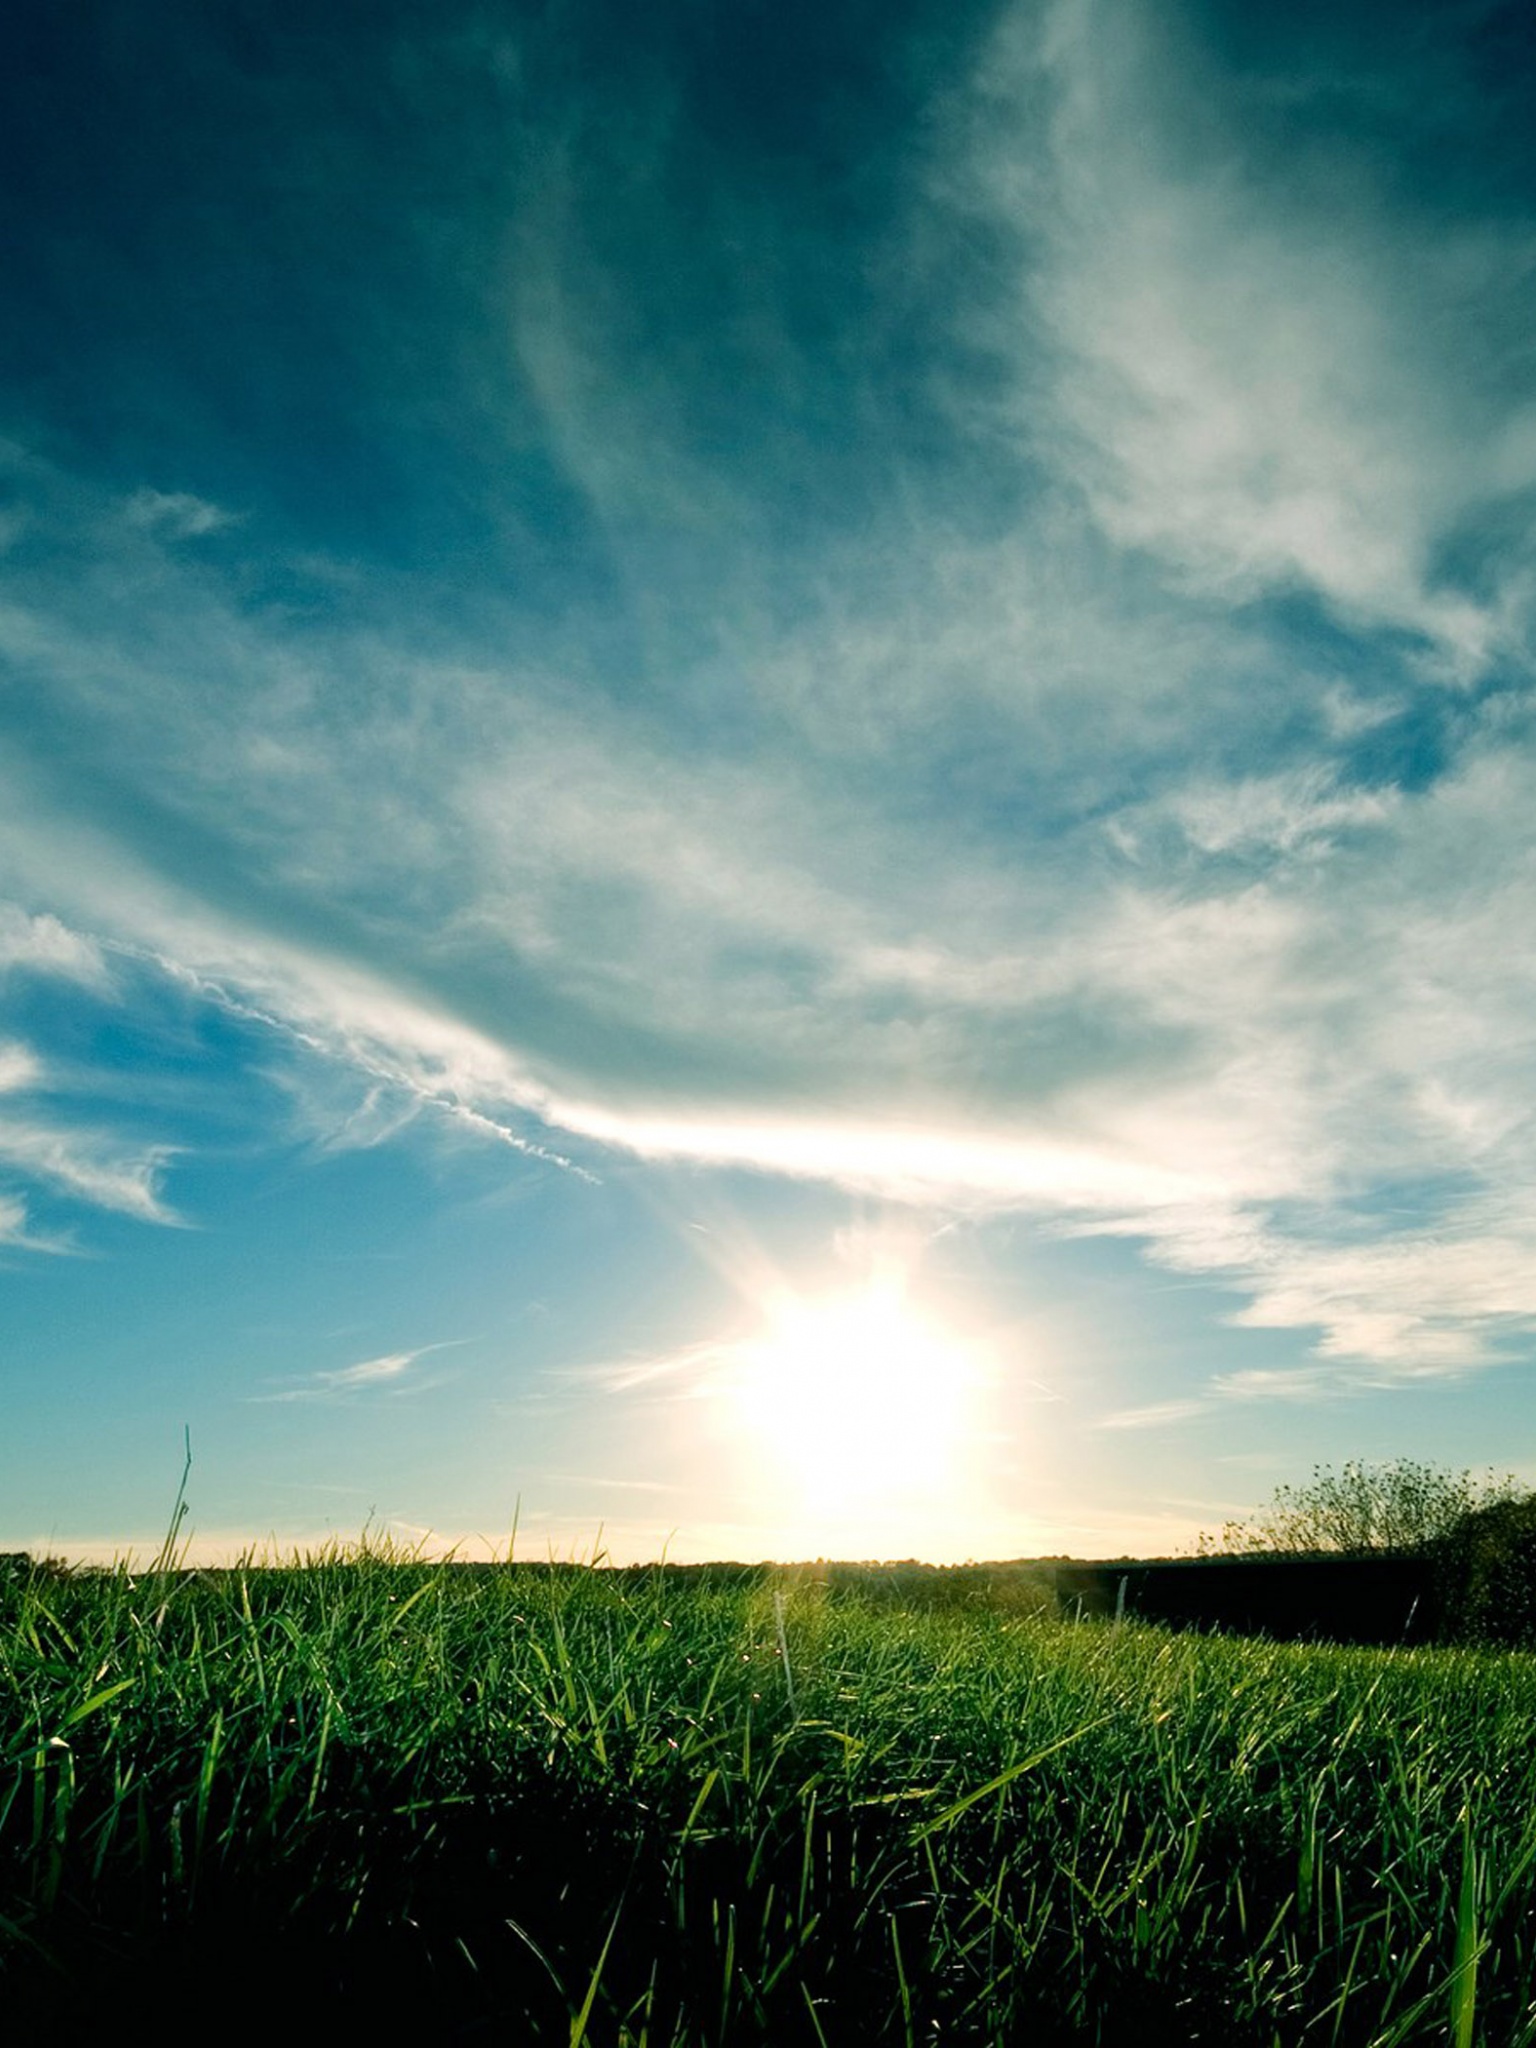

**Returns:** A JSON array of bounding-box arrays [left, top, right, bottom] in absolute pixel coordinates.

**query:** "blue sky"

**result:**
[[5, 0, 1536, 1562]]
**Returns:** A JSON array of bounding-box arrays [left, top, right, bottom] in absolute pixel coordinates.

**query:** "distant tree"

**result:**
[[1432, 1494, 1536, 1647], [1201, 1459, 1525, 1559], [0, 1550, 70, 1582]]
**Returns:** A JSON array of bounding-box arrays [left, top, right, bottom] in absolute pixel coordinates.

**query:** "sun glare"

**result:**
[[731, 1278, 981, 1513]]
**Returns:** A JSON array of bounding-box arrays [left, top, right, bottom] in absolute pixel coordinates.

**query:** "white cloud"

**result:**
[[0, 1119, 178, 1225], [322, 1350, 419, 1388], [968, 0, 1536, 672], [1211, 1368, 1340, 1404], [1164, 771, 1400, 861], [249, 1343, 456, 1403], [1097, 1399, 1206, 1431], [0, 904, 108, 986], [0, 1188, 49, 1250], [0, 1037, 172, 1245], [0, 1041, 41, 1093], [123, 488, 238, 539]]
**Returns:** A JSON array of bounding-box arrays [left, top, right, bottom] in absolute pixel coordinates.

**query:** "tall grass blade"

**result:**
[[148, 1426, 193, 1578], [570, 1901, 624, 2048], [1451, 1808, 1481, 2048]]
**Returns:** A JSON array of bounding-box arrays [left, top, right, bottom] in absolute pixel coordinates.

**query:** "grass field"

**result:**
[[4, 1545, 1535, 2044]]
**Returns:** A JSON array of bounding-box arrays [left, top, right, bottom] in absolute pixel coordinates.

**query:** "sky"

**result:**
[[4, 0, 1536, 1566]]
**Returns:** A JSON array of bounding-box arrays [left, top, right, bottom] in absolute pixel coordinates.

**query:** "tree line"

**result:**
[[1200, 1458, 1536, 1647]]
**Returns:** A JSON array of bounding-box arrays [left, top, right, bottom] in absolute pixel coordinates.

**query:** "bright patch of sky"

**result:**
[[4, 0, 1536, 1561]]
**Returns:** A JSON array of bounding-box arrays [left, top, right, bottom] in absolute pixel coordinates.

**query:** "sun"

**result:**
[[729, 1277, 980, 1513]]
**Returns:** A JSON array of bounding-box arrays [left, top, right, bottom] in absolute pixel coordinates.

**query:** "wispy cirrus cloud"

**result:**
[[249, 1344, 459, 1404], [0, 1041, 41, 1094], [123, 487, 239, 540], [322, 1351, 421, 1389], [0, 1117, 179, 1225], [0, 1031, 177, 1239], [1098, 1400, 1207, 1432], [0, 903, 108, 985], [974, 0, 1536, 672], [0, 1186, 63, 1253]]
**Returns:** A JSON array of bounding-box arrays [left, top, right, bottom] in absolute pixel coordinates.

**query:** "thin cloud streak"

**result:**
[[0, 1118, 178, 1225], [1098, 1401, 1207, 1432], [324, 1351, 419, 1389], [248, 1343, 461, 1404]]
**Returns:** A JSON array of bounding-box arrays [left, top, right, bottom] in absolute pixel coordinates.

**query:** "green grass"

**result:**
[[4, 1543, 1536, 2043]]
